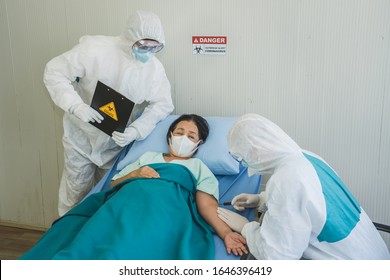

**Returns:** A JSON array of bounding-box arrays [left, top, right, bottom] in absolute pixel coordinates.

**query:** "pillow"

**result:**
[[116, 115, 240, 175]]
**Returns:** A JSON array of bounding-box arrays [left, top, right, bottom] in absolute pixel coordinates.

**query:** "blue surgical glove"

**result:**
[[112, 127, 138, 147]]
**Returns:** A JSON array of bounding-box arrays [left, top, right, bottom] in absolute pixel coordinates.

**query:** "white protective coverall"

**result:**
[[227, 113, 389, 259], [44, 11, 174, 216]]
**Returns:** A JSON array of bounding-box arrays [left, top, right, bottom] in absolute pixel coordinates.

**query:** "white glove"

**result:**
[[217, 207, 249, 233], [112, 127, 138, 147], [231, 192, 266, 211], [72, 103, 103, 123]]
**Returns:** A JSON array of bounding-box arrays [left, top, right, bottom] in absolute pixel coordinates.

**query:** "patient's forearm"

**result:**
[[196, 191, 233, 240], [110, 174, 130, 187], [110, 171, 137, 187]]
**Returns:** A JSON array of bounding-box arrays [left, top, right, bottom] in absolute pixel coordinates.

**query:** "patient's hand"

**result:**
[[110, 166, 160, 187], [132, 166, 160, 179], [224, 232, 248, 256]]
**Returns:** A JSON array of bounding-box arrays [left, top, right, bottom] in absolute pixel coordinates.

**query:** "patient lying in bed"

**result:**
[[20, 114, 247, 260]]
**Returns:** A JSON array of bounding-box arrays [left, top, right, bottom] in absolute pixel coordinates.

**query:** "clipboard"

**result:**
[[89, 81, 135, 136]]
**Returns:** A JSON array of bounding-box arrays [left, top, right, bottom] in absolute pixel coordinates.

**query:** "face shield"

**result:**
[[247, 167, 261, 177], [228, 114, 302, 175], [230, 152, 259, 176], [229, 152, 242, 162]]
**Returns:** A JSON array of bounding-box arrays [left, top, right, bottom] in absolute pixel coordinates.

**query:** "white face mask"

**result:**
[[169, 134, 200, 157]]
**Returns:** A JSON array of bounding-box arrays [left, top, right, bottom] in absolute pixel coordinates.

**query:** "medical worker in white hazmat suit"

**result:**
[[217, 113, 389, 259], [44, 10, 174, 216]]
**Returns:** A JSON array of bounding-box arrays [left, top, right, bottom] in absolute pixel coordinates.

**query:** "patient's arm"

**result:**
[[196, 191, 248, 256], [110, 166, 160, 187]]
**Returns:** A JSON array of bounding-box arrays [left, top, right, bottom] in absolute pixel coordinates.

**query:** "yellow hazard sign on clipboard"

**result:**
[[99, 101, 118, 121], [90, 81, 135, 136]]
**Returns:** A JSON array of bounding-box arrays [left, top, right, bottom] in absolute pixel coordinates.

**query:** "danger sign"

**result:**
[[99, 101, 118, 121], [192, 36, 227, 55]]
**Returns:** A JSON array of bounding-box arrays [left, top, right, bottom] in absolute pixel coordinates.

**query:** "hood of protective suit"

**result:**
[[228, 114, 303, 175], [122, 10, 165, 47]]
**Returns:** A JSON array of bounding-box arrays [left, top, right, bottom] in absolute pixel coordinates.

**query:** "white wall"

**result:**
[[0, 0, 389, 249]]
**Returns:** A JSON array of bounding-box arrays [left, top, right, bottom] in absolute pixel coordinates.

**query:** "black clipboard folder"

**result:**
[[89, 81, 135, 136]]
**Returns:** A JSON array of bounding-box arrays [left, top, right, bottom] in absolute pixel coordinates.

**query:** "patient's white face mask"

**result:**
[[169, 134, 200, 157]]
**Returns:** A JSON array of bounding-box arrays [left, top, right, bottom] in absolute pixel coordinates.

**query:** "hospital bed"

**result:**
[[85, 115, 262, 260], [373, 222, 390, 235]]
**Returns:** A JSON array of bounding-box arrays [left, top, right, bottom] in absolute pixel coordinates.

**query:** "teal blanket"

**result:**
[[20, 163, 215, 260]]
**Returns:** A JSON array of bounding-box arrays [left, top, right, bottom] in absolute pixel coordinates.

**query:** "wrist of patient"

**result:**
[[221, 229, 233, 240], [127, 171, 138, 179]]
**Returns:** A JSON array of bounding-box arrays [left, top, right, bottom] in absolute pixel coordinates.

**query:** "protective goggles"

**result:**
[[133, 40, 164, 53]]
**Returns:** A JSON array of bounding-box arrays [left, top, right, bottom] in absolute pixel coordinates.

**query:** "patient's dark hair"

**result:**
[[166, 114, 209, 144]]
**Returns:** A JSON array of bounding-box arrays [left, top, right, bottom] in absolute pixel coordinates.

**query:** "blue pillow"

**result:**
[[116, 115, 240, 175]]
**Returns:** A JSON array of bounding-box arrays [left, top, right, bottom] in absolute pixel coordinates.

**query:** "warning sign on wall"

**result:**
[[192, 36, 227, 55]]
